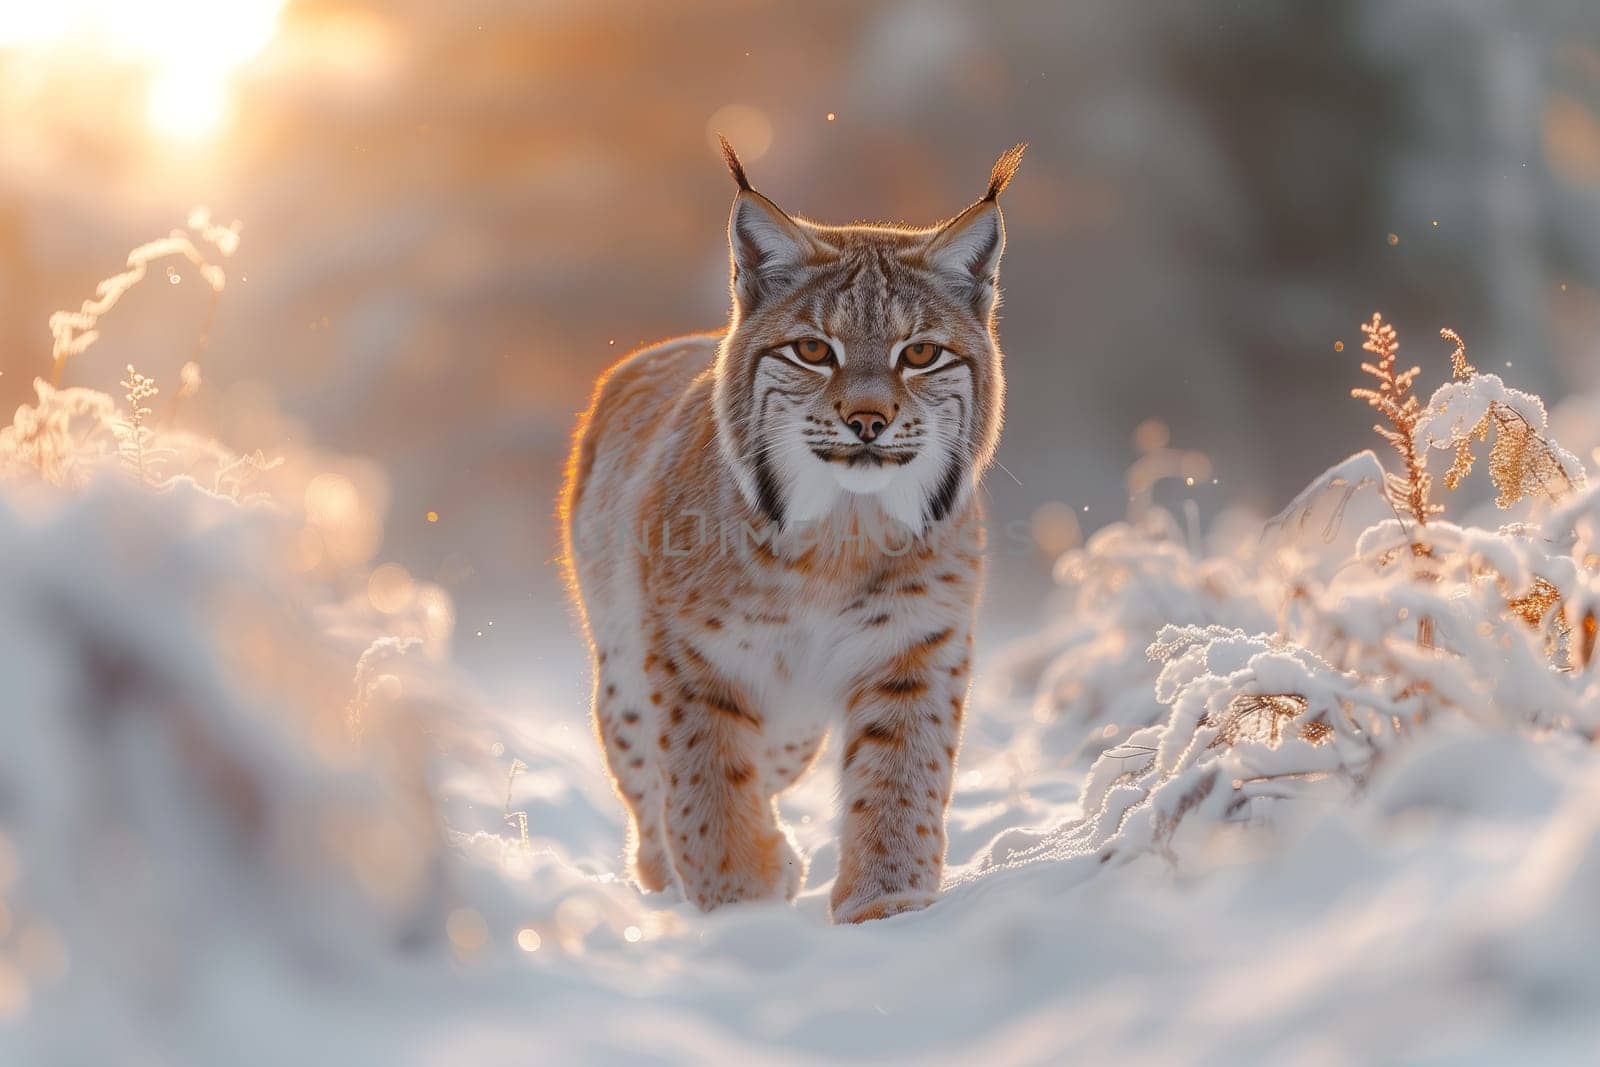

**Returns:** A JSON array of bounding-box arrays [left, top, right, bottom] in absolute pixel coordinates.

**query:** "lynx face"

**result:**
[[712, 160, 1013, 533]]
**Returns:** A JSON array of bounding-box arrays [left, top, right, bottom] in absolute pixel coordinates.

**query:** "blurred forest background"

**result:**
[[2, 0, 1599, 704]]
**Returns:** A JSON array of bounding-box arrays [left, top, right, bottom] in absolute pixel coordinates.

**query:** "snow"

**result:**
[[4, 367, 1600, 1064]]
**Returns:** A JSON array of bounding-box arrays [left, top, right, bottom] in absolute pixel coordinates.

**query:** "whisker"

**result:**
[[994, 459, 1023, 487]]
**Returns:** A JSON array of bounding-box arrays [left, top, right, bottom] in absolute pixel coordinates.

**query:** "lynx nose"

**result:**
[[844, 409, 890, 443]]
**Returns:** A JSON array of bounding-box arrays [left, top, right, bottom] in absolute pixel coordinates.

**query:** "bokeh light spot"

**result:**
[[706, 104, 773, 163], [446, 907, 488, 959], [368, 563, 415, 614]]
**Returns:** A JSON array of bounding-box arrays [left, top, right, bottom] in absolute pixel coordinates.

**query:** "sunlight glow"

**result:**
[[0, 0, 286, 139]]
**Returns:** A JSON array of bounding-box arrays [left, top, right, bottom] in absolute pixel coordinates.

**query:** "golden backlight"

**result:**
[[0, 0, 286, 138]]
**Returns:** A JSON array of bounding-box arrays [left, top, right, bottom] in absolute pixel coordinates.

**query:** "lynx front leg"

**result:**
[[654, 660, 803, 910], [831, 625, 972, 924]]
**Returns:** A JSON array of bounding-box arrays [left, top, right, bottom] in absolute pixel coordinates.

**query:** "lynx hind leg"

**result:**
[[590, 645, 672, 893]]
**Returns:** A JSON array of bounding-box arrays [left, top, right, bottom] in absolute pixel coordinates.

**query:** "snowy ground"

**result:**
[[435, 664, 1600, 1064], [4, 271, 1600, 1064], [6, 481, 1600, 1065]]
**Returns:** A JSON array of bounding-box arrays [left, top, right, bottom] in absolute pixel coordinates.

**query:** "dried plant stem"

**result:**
[[1351, 312, 1436, 533], [1440, 327, 1475, 380], [1350, 313, 1439, 649]]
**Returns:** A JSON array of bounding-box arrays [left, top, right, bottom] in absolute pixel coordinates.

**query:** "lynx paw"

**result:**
[[633, 841, 674, 893], [678, 832, 805, 910], [830, 890, 938, 925]]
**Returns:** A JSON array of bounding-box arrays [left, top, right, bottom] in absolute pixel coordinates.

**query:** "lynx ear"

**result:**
[[925, 200, 1004, 282], [720, 136, 815, 306], [923, 143, 1026, 316], [924, 200, 1005, 314]]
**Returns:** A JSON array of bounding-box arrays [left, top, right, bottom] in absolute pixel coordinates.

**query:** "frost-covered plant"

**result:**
[[9, 219, 285, 505], [1035, 512, 1272, 761], [0, 380, 120, 487], [986, 469, 1272, 769], [504, 757, 531, 852], [1064, 625, 1406, 864], [1005, 311, 1599, 869], [48, 208, 238, 387], [1414, 327, 1585, 508], [0, 221, 479, 1043], [1547, 481, 1600, 671]]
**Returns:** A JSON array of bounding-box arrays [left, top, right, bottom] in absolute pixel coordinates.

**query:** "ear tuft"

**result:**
[[718, 134, 752, 191], [983, 142, 1028, 202]]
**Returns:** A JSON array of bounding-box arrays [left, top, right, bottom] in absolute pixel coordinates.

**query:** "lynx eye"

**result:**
[[792, 337, 835, 365], [900, 342, 942, 369]]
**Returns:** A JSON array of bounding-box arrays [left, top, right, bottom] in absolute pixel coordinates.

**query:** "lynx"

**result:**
[[561, 140, 1023, 923]]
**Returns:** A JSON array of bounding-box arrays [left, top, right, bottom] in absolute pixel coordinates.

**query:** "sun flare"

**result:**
[[0, 0, 285, 139]]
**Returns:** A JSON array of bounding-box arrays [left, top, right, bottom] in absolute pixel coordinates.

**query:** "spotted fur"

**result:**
[[561, 143, 1023, 922]]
